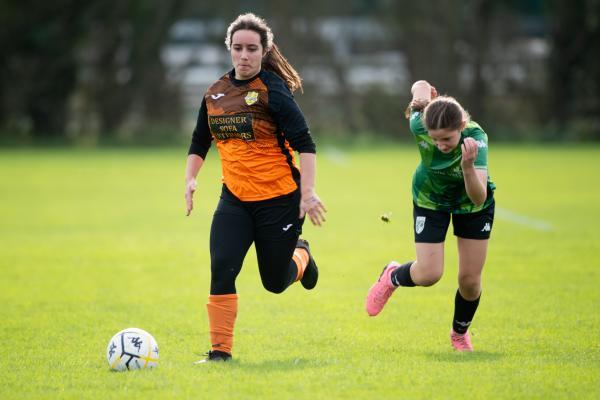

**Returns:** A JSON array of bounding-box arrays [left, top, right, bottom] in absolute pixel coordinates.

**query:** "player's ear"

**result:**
[[460, 120, 467, 132]]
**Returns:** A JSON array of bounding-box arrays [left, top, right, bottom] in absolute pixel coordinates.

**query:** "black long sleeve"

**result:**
[[188, 98, 212, 159], [267, 78, 316, 154]]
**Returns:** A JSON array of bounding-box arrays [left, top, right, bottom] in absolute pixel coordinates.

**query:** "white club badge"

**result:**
[[415, 216, 426, 234], [244, 91, 259, 105]]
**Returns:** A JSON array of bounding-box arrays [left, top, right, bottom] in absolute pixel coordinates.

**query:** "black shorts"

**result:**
[[413, 201, 495, 243], [209, 185, 305, 295], [217, 185, 304, 241]]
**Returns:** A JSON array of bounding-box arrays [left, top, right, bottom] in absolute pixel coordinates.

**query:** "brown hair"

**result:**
[[225, 13, 303, 93], [404, 99, 428, 119], [423, 96, 470, 131]]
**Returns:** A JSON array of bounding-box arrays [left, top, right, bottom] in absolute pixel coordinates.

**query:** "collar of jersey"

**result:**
[[229, 69, 262, 86]]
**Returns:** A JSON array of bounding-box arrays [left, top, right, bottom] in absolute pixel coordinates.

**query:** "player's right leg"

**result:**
[[408, 203, 449, 286], [365, 261, 403, 316], [365, 243, 445, 316], [409, 243, 445, 286], [365, 203, 448, 316], [196, 186, 254, 363]]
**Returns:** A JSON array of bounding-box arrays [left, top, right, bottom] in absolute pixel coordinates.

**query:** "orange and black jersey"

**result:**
[[188, 69, 316, 201]]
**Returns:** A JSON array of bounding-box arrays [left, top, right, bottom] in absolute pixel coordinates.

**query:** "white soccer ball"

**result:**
[[106, 327, 159, 371]]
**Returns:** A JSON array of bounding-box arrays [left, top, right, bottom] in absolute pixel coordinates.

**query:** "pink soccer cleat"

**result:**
[[365, 262, 400, 316], [450, 330, 473, 352]]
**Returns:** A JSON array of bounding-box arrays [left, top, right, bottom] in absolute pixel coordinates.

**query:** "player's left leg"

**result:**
[[252, 189, 315, 293], [451, 237, 488, 351], [450, 202, 494, 351], [255, 237, 301, 293], [457, 237, 488, 300], [294, 238, 318, 289]]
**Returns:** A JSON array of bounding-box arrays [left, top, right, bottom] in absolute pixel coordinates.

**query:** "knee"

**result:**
[[256, 254, 295, 294], [458, 274, 481, 297], [211, 264, 232, 284], [210, 259, 238, 294], [262, 281, 287, 294], [210, 273, 235, 294], [259, 269, 290, 294], [414, 261, 444, 287], [419, 273, 443, 287]]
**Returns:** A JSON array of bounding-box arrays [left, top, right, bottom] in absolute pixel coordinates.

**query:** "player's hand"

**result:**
[[410, 99, 429, 111], [410, 81, 437, 111], [300, 190, 327, 226], [410, 86, 436, 110], [185, 179, 197, 216], [460, 137, 479, 168]]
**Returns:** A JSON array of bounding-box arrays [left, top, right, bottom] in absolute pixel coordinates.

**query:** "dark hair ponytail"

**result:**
[[262, 44, 303, 93]]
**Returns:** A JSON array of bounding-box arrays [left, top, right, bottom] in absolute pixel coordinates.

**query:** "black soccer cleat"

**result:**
[[193, 350, 232, 364], [296, 239, 319, 290]]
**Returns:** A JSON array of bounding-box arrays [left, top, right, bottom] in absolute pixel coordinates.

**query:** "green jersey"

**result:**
[[409, 111, 496, 214]]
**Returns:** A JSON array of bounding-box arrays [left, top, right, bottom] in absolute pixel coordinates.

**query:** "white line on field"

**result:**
[[495, 207, 553, 231]]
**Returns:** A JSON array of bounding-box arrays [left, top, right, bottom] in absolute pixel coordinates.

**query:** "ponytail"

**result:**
[[262, 44, 303, 93]]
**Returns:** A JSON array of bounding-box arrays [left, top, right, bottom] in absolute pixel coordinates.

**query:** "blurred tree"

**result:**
[[386, 1, 463, 95], [380, 0, 517, 121], [547, 0, 600, 139], [0, 0, 186, 143], [80, 0, 186, 138], [0, 1, 87, 139], [1, 0, 597, 143]]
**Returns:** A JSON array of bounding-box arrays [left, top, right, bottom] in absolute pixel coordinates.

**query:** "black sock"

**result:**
[[452, 289, 481, 334], [390, 261, 415, 287]]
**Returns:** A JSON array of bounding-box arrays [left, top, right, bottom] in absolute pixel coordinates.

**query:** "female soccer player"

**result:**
[[365, 80, 496, 352], [185, 13, 326, 362]]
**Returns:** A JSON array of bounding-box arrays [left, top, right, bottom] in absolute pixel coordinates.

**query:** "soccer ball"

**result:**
[[106, 327, 159, 371]]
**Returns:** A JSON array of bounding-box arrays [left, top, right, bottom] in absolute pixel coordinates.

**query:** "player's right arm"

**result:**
[[185, 155, 203, 216], [186, 98, 213, 216]]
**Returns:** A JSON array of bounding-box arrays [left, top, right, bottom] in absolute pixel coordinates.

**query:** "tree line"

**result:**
[[0, 0, 598, 144]]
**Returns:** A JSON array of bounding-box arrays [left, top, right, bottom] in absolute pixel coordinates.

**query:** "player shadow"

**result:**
[[423, 350, 504, 363], [229, 357, 327, 371]]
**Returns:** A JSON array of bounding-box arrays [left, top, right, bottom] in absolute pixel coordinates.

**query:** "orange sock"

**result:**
[[206, 294, 238, 355], [292, 248, 309, 281]]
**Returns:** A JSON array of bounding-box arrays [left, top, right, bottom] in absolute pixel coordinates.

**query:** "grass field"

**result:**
[[1, 145, 599, 399]]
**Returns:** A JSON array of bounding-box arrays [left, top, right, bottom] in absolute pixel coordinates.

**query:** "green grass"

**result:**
[[0, 145, 599, 399]]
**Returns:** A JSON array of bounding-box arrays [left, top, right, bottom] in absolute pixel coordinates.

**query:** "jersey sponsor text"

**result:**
[[209, 113, 255, 141]]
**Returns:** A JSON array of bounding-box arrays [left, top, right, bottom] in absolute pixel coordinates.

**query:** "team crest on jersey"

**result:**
[[244, 91, 259, 105], [415, 216, 426, 234]]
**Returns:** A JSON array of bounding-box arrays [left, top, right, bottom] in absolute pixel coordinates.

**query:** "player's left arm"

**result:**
[[269, 84, 326, 226], [298, 153, 327, 226], [461, 137, 488, 206]]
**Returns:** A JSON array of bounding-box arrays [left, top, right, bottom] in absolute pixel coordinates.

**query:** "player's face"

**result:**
[[231, 29, 264, 80], [428, 128, 461, 153]]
